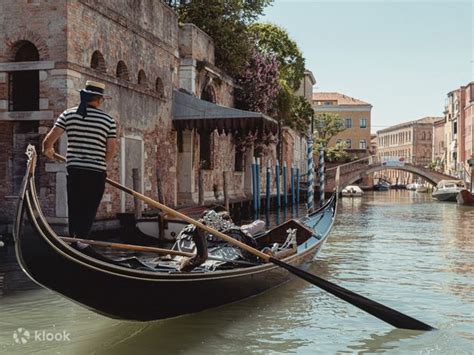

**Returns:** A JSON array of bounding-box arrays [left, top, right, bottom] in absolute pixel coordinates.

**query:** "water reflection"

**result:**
[[1, 190, 473, 353]]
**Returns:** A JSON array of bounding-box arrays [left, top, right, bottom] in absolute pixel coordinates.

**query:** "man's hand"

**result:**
[[43, 147, 56, 160], [42, 126, 64, 161]]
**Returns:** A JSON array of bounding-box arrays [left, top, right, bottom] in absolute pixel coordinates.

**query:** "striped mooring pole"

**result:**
[[319, 145, 325, 207], [307, 139, 314, 213]]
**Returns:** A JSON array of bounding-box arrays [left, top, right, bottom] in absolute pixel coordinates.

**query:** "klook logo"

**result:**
[[13, 328, 30, 344], [12, 328, 71, 344]]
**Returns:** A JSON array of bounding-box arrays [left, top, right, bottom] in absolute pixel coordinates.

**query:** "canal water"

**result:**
[[0, 190, 473, 354]]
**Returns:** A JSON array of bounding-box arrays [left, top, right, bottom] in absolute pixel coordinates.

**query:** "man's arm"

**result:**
[[105, 137, 117, 163], [42, 126, 64, 160]]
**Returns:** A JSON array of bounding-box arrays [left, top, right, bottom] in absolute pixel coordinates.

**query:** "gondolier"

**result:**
[[42, 81, 117, 245]]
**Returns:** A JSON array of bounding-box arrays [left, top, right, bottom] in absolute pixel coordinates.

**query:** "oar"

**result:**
[[59, 236, 257, 265], [53, 153, 435, 331], [60, 236, 195, 258]]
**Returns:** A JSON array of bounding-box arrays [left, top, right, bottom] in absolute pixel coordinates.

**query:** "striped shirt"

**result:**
[[54, 106, 117, 172]]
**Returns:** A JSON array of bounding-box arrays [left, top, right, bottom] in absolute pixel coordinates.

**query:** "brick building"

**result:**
[[443, 81, 474, 180], [312, 92, 372, 153], [376, 117, 442, 184], [0, 0, 310, 233], [0, 0, 181, 234]]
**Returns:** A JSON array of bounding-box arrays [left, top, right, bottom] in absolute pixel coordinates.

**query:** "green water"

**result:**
[[0, 190, 473, 354]]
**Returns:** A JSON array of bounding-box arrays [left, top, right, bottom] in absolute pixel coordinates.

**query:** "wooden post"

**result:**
[[132, 168, 141, 218], [252, 157, 257, 213], [283, 161, 288, 206], [256, 158, 261, 211], [265, 160, 271, 212], [198, 168, 204, 206], [275, 160, 281, 208], [296, 166, 300, 205], [223, 171, 230, 211], [291, 163, 295, 206]]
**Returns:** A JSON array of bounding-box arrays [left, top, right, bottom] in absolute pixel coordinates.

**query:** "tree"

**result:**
[[313, 112, 345, 147], [290, 96, 314, 134], [249, 23, 305, 91], [234, 49, 280, 115], [326, 141, 352, 162], [174, 0, 274, 77]]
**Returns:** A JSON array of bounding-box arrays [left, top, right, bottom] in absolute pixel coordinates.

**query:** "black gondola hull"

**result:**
[[14, 150, 337, 321]]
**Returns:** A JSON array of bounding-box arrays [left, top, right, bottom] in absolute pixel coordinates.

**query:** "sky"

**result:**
[[261, 0, 473, 133]]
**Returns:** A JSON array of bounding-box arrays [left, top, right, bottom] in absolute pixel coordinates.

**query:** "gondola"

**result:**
[[14, 146, 337, 321]]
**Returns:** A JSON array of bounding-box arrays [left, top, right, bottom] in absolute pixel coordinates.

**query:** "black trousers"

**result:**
[[67, 167, 106, 239]]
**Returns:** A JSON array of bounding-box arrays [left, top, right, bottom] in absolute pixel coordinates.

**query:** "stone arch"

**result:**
[[91, 50, 107, 73], [138, 69, 148, 86], [155, 77, 164, 98], [116, 60, 129, 81], [201, 83, 216, 103], [6, 31, 49, 60]]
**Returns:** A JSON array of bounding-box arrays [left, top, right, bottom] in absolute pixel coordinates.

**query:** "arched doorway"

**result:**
[[9, 41, 39, 111], [8, 41, 41, 194]]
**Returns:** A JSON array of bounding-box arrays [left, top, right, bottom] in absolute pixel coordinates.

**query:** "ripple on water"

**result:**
[[0, 190, 473, 354]]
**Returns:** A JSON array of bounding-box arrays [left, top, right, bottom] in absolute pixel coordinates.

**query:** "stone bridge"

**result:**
[[323, 156, 462, 192]]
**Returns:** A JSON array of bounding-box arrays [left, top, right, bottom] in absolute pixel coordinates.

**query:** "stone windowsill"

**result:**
[[0, 110, 54, 121]]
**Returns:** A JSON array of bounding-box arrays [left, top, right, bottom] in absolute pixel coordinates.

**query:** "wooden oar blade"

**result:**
[[269, 257, 435, 331]]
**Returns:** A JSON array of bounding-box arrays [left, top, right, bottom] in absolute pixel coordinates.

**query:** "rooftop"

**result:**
[[377, 116, 443, 134], [312, 92, 371, 106]]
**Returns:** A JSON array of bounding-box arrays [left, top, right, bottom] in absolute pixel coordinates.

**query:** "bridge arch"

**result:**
[[330, 162, 458, 191]]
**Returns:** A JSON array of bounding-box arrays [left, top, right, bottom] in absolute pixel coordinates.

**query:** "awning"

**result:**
[[172, 90, 278, 134]]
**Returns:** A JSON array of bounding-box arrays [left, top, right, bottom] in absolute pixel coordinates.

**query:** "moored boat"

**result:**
[[14, 146, 337, 321], [341, 185, 363, 197], [415, 185, 429, 193], [457, 189, 474, 205], [432, 180, 466, 202], [374, 181, 390, 191]]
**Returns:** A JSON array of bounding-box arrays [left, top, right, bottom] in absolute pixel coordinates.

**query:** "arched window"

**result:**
[[155, 77, 164, 98], [201, 84, 216, 103], [9, 41, 39, 111], [359, 139, 367, 149], [91, 51, 106, 73], [138, 70, 147, 86], [116, 61, 129, 81]]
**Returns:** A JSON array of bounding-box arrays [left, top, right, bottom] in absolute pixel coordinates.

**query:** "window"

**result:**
[[360, 118, 367, 128], [359, 139, 367, 149], [199, 130, 213, 170], [116, 61, 129, 81], [155, 77, 164, 98], [323, 101, 333, 106], [138, 70, 148, 87], [453, 121, 457, 135], [234, 147, 244, 172], [91, 50, 106, 73], [336, 139, 342, 144], [345, 118, 352, 128], [201, 84, 216, 103], [345, 139, 352, 148], [9, 41, 39, 111]]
